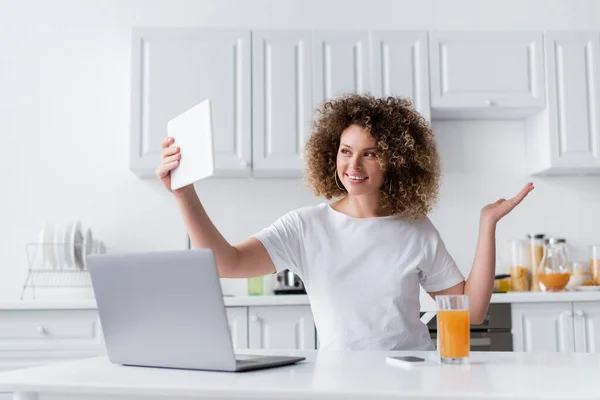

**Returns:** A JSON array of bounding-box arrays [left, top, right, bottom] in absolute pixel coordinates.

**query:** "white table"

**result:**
[[1, 349, 599, 400]]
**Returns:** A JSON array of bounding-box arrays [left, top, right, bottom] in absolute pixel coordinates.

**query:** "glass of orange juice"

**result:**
[[591, 245, 600, 285], [436, 295, 470, 365]]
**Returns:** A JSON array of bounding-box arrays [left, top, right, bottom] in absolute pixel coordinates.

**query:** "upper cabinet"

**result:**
[[252, 31, 313, 177], [130, 28, 252, 178], [526, 31, 600, 175], [371, 31, 430, 122], [313, 31, 371, 105], [129, 28, 600, 178], [429, 32, 545, 119]]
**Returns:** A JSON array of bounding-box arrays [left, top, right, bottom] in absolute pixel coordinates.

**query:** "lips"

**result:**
[[346, 173, 368, 181]]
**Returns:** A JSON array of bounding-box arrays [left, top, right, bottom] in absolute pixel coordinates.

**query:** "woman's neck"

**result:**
[[332, 194, 387, 218]]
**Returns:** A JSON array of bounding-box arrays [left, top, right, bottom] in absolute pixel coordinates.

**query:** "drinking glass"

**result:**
[[436, 295, 470, 365]]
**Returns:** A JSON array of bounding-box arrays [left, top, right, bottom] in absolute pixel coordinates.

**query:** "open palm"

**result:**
[[481, 182, 534, 224]]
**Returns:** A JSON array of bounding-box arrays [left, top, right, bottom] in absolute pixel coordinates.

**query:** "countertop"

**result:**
[[0, 349, 599, 400], [0, 292, 600, 311], [1, 291, 600, 310]]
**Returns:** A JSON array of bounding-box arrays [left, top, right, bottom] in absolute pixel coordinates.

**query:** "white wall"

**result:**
[[1, 0, 599, 299]]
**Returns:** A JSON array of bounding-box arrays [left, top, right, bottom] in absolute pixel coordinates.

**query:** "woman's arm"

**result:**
[[174, 186, 276, 278], [429, 182, 534, 324], [156, 137, 275, 279]]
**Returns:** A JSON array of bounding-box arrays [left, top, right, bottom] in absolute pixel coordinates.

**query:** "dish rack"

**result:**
[[21, 242, 107, 300]]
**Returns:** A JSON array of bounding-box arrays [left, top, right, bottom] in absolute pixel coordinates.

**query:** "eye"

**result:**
[[364, 151, 376, 157], [341, 149, 350, 155]]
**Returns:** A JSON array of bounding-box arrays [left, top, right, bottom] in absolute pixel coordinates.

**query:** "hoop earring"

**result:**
[[389, 180, 393, 195], [334, 170, 345, 191]]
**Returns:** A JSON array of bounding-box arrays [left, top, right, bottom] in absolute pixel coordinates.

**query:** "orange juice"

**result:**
[[591, 258, 600, 284], [538, 273, 570, 291], [437, 310, 470, 359]]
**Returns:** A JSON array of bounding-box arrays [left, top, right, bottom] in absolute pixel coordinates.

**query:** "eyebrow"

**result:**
[[340, 143, 377, 151]]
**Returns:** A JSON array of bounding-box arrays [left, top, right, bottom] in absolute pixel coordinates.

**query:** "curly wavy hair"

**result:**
[[304, 93, 441, 220]]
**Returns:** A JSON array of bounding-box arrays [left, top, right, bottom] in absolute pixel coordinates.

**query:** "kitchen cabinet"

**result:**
[[511, 301, 600, 353], [312, 31, 371, 105], [526, 31, 600, 175], [0, 309, 106, 400], [225, 307, 248, 350], [429, 32, 545, 119], [371, 31, 431, 122], [573, 301, 600, 352], [130, 28, 252, 178], [252, 30, 313, 177], [248, 305, 316, 350]]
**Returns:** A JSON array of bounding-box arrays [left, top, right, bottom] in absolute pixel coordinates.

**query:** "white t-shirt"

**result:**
[[253, 203, 465, 351]]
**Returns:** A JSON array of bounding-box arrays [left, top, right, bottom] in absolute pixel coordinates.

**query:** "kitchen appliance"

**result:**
[[274, 269, 306, 295], [426, 303, 512, 352]]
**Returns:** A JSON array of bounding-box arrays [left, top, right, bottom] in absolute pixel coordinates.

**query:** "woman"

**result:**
[[156, 94, 534, 351]]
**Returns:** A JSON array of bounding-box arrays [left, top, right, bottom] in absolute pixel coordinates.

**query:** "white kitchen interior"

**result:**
[[1, 0, 600, 399]]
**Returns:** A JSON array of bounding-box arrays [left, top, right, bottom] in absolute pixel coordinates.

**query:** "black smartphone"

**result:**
[[390, 356, 425, 362]]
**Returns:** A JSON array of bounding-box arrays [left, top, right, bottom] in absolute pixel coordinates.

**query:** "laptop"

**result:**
[[87, 249, 306, 372]]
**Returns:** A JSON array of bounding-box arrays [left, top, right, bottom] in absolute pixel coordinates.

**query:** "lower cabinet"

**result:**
[[0, 308, 106, 399], [225, 307, 249, 349], [511, 301, 600, 352], [225, 305, 316, 350], [248, 305, 316, 350]]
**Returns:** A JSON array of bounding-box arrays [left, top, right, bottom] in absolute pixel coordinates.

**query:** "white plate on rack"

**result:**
[[54, 226, 65, 269], [82, 228, 93, 269], [37, 222, 56, 269], [64, 220, 83, 269]]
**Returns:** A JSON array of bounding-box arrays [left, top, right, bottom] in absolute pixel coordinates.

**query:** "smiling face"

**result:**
[[336, 125, 385, 197]]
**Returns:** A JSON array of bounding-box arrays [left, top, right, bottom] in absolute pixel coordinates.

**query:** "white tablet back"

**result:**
[[168, 99, 214, 191]]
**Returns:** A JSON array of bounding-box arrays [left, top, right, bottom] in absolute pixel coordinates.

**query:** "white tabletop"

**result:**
[[0, 349, 599, 400]]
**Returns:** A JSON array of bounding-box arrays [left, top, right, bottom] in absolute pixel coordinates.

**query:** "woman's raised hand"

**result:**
[[155, 137, 184, 193]]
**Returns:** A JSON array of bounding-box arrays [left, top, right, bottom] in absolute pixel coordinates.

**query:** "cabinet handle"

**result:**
[[483, 99, 495, 106], [564, 310, 573, 317], [240, 161, 250, 168], [576, 310, 586, 317], [36, 326, 48, 335], [250, 315, 260, 323]]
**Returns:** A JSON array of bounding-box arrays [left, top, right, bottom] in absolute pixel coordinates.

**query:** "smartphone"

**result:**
[[385, 356, 439, 369]]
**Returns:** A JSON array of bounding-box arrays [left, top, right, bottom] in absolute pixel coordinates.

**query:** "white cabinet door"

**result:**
[[248, 305, 315, 350], [252, 31, 313, 177], [225, 307, 248, 350], [429, 32, 545, 118], [313, 31, 371, 105], [573, 302, 600, 353], [130, 28, 252, 177], [372, 31, 430, 121], [526, 31, 600, 176], [511, 302, 575, 352]]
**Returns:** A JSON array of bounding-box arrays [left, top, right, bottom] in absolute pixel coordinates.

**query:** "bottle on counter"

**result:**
[[537, 237, 571, 292], [590, 245, 600, 285], [527, 233, 545, 291], [509, 239, 530, 292], [247, 276, 264, 296]]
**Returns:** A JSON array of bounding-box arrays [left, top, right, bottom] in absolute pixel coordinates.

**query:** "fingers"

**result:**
[[156, 137, 180, 179], [161, 136, 174, 148], [155, 160, 179, 178], [506, 182, 535, 209]]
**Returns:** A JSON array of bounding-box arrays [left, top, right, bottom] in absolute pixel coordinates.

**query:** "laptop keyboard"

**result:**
[[236, 355, 265, 360], [235, 355, 267, 364]]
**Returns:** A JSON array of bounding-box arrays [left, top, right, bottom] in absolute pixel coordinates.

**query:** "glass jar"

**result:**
[[590, 245, 600, 285], [509, 239, 530, 292], [527, 234, 545, 291], [566, 261, 590, 289], [247, 276, 264, 296], [537, 238, 571, 292]]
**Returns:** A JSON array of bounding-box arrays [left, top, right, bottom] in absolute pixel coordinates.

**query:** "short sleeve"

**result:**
[[418, 220, 465, 293], [252, 211, 304, 278]]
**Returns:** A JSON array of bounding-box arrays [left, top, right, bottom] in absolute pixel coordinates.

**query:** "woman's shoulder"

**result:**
[[286, 202, 329, 220]]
